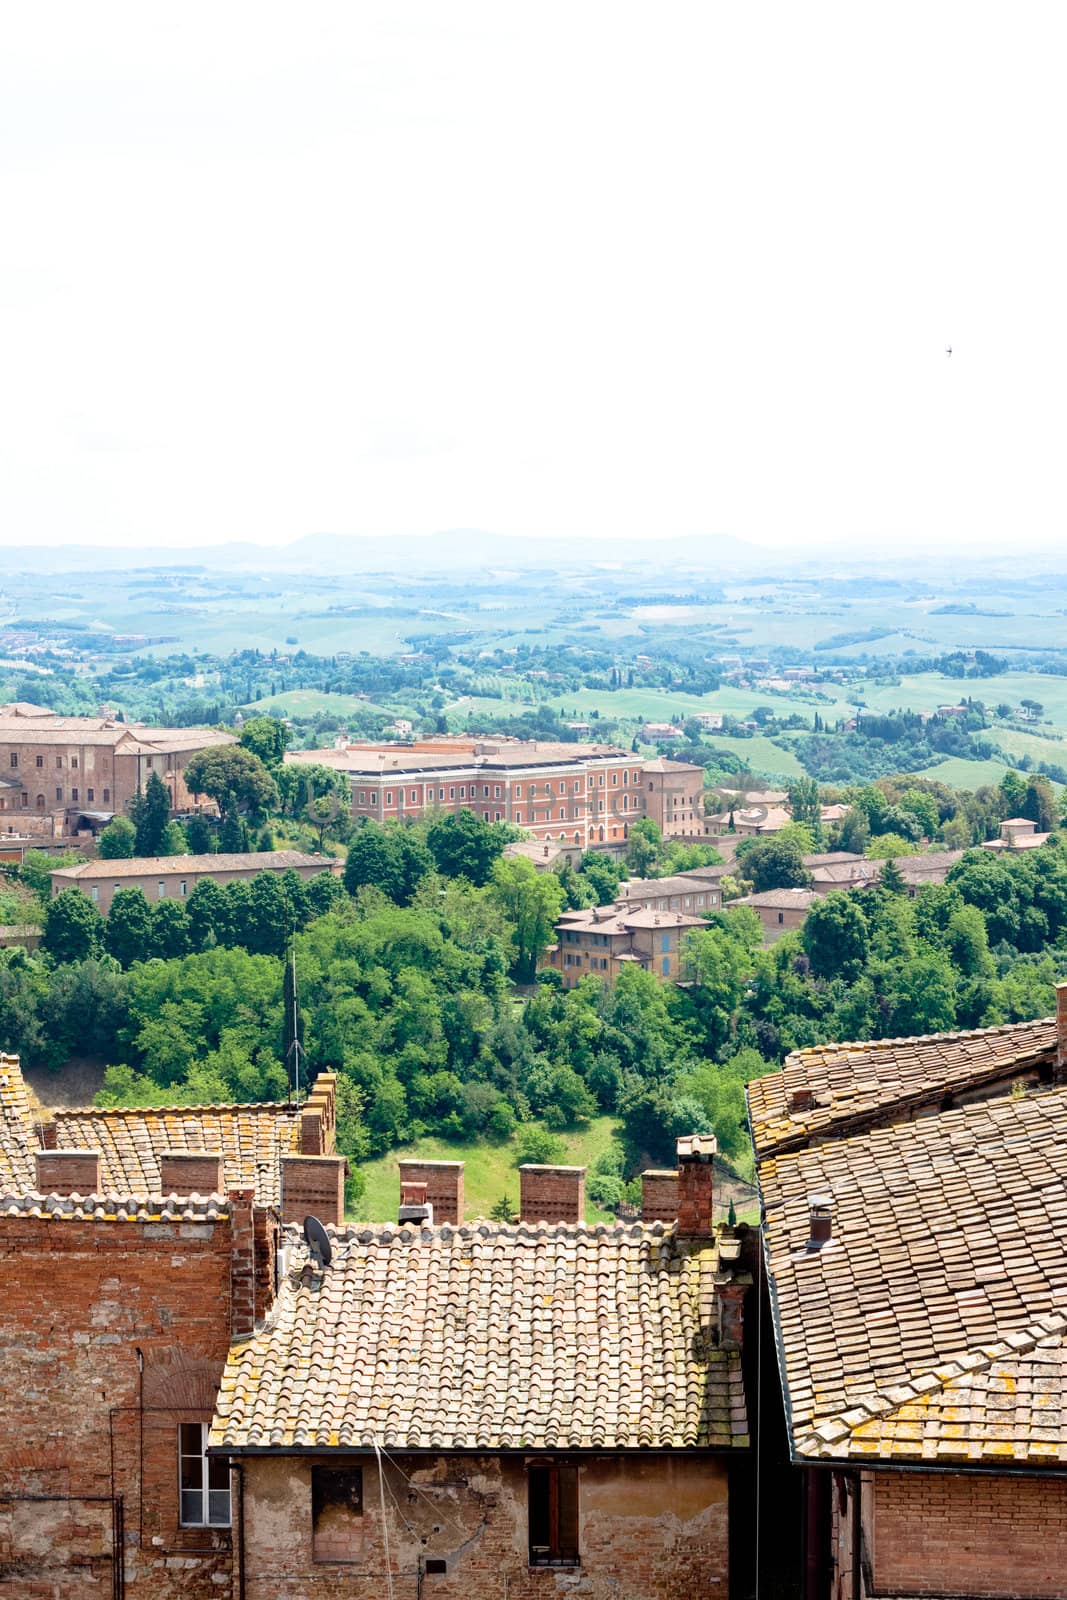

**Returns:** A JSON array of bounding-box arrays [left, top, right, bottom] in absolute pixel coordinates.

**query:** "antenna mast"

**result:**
[[285, 942, 304, 1104]]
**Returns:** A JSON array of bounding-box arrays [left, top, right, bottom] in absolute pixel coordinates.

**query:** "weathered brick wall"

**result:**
[[396, 1161, 464, 1224], [280, 1155, 346, 1226], [239, 1452, 730, 1599], [519, 1165, 585, 1223], [864, 1469, 1067, 1597], [641, 1169, 679, 1222], [0, 1212, 239, 1599]]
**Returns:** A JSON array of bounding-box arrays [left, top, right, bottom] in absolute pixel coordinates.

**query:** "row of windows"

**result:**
[[178, 1431, 580, 1567], [90, 875, 188, 902], [563, 953, 609, 971], [0, 786, 111, 812]]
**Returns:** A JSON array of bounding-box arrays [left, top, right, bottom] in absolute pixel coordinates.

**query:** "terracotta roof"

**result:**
[[53, 849, 337, 881], [897, 850, 965, 877], [641, 758, 705, 775], [211, 1220, 749, 1454], [0, 1054, 35, 1192], [0, 1192, 231, 1223], [737, 888, 819, 911], [617, 875, 721, 901], [748, 1017, 1058, 1159], [49, 1102, 301, 1206], [759, 1085, 1067, 1465]]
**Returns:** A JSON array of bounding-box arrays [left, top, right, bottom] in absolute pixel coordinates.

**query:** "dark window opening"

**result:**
[[313, 1467, 363, 1563], [528, 1464, 578, 1566]]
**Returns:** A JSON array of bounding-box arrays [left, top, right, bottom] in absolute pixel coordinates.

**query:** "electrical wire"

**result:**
[[374, 1439, 395, 1600]]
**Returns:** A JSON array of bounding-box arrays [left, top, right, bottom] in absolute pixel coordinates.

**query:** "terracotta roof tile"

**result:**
[[0, 1191, 230, 1223], [211, 1221, 749, 1453], [748, 1017, 1057, 1158], [50, 1102, 301, 1206], [758, 1085, 1067, 1463], [0, 1054, 35, 1191], [54, 849, 337, 880]]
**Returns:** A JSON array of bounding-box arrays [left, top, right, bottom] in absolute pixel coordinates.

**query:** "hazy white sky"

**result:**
[[1, 3, 1064, 552]]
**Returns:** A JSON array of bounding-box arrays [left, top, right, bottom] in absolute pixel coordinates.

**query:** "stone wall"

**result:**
[[237, 1451, 730, 1600]]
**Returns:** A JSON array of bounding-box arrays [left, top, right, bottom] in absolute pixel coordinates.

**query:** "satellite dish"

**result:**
[[303, 1214, 333, 1269]]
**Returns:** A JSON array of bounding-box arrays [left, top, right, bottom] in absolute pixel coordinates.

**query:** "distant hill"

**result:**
[[0, 528, 786, 576]]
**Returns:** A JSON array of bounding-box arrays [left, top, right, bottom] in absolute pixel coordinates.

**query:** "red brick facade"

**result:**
[[236, 1452, 731, 1600], [832, 1470, 1067, 1600], [0, 1196, 273, 1599]]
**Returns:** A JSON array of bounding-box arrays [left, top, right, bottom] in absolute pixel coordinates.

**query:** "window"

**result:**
[[558, 782, 564, 795], [515, 785, 522, 798], [661, 933, 670, 952], [55, 756, 63, 769], [358, 791, 365, 804], [55, 787, 63, 802], [158, 881, 166, 898], [91, 886, 99, 903], [87, 788, 94, 802], [460, 786, 466, 799], [611, 773, 617, 786], [528, 1465, 578, 1566], [385, 791, 393, 804], [312, 1467, 363, 1562], [449, 787, 455, 799], [102, 788, 110, 804], [495, 811, 501, 822], [71, 757, 78, 770], [494, 785, 501, 798], [35, 755, 43, 769], [178, 1422, 230, 1527], [410, 789, 417, 803], [559, 808, 565, 821], [778, 912, 784, 925], [72, 787, 78, 802], [623, 771, 629, 785], [483, 785, 490, 798], [8, 754, 16, 768], [20, 793, 27, 808], [180, 880, 187, 897], [662, 957, 670, 975], [515, 811, 523, 825], [145, 756, 153, 768]]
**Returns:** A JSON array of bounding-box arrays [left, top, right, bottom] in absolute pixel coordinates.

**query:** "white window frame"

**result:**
[[178, 1422, 231, 1527]]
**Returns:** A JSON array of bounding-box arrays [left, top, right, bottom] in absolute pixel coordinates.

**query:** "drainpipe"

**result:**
[[851, 1472, 862, 1600]]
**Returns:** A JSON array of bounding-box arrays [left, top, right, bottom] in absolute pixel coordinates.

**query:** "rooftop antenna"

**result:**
[[303, 1214, 332, 1269], [284, 942, 304, 1105]]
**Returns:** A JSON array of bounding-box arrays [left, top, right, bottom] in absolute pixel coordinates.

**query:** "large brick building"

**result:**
[[0, 703, 235, 841], [749, 995, 1067, 1599], [286, 738, 704, 852]]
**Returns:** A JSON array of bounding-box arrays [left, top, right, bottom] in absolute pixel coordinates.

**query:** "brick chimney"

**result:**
[[676, 1134, 717, 1235], [807, 1193, 832, 1249], [1057, 982, 1067, 1078], [159, 1150, 225, 1196], [297, 1073, 338, 1156], [640, 1168, 679, 1223], [37, 1119, 58, 1150], [229, 1187, 257, 1340], [519, 1165, 585, 1224], [280, 1155, 347, 1226], [397, 1160, 464, 1224], [35, 1149, 101, 1196]]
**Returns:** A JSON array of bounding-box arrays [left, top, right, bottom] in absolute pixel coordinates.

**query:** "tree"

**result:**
[[787, 777, 823, 842], [42, 889, 104, 963], [105, 888, 154, 968], [625, 818, 662, 879], [343, 822, 432, 906], [150, 899, 192, 960], [184, 813, 216, 854], [739, 835, 811, 893], [879, 858, 907, 895], [239, 716, 290, 768], [488, 856, 565, 981], [219, 802, 249, 853], [186, 877, 231, 949], [129, 772, 172, 856], [580, 851, 622, 905], [183, 746, 278, 819], [426, 809, 511, 886], [801, 892, 869, 981], [97, 816, 136, 859]]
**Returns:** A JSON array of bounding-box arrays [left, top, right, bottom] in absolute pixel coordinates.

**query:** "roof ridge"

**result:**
[[322, 1218, 686, 1243], [785, 1014, 1056, 1065], [797, 1309, 1067, 1459], [0, 1189, 231, 1222], [51, 1098, 300, 1118]]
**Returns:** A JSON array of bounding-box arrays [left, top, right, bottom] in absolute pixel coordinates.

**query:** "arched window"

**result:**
[[36, 794, 45, 810]]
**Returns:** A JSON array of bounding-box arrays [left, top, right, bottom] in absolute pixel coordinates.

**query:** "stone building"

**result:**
[[748, 995, 1067, 1599], [209, 1137, 751, 1599], [0, 704, 235, 841], [544, 903, 706, 987], [50, 847, 341, 915]]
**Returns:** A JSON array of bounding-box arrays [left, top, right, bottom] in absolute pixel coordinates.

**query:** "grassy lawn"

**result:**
[[353, 1115, 623, 1224]]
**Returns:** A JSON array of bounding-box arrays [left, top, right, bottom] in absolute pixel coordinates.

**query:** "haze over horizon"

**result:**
[[2, 3, 1065, 556]]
